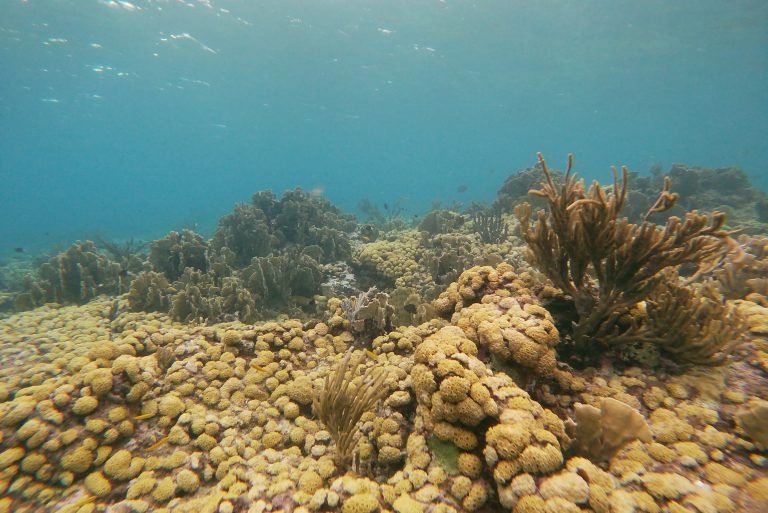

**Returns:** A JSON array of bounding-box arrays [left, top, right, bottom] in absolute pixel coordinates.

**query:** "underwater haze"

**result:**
[[1, 0, 767, 250]]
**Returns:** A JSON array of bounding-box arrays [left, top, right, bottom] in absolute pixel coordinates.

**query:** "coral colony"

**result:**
[[1, 154, 767, 513]]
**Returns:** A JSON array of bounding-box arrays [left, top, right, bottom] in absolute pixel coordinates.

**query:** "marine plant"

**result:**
[[314, 350, 390, 471], [516, 153, 739, 363]]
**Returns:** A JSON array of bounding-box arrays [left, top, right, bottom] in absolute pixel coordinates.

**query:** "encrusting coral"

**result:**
[[735, 400, 768, 449], [516, 153, 741, 363], [565, 397, 652, 462]]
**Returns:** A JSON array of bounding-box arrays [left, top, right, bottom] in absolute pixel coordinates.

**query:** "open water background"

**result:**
[[1, 0, 766, 252]]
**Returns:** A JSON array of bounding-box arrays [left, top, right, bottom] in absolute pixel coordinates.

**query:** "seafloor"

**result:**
[[0, 263, 766, 513], [1, 162, 767, 513]]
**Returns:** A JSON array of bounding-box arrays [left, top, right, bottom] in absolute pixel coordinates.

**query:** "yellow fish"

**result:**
[[134, 412, 155, 420], [366, 350, 378, 360], [146, 436, 169, 452], [73, 496, 96, 508], [250, 362, 266, 372]]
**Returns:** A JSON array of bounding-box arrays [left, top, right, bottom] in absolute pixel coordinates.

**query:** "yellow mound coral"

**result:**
[[175, 469, 200, 494], [104, 450, 144, 481], [84, 471, 112, 497], [341, 493, 379, 513]]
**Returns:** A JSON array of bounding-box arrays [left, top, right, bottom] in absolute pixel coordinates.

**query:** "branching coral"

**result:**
[[516, 153, 738, 361], [471, 206, 510, 244], [314, 351, 390, 471]]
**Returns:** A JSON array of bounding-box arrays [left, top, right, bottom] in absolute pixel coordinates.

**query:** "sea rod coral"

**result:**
[[313, 350, 390, 471], [516, 153, 740, 362]]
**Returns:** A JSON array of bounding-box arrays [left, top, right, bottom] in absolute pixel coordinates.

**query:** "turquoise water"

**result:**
[[1, 0, 766, 251]]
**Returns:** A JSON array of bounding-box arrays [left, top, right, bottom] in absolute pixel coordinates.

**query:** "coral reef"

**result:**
[[623, 163, 768, 233], [96, 237, 148, 276], [715, 235, 768, 300], [212, 189, 355, 266], [127, 271, 171, 313], [0, 155, 763, 513], [494, 162, 564, 213], [210, 203, 274, 267], [17, 241, 122, 308], [0, 255, 764, 513], [354, 229, 519, 302], [418, 210, 466, 235], [358, 198, 410, 231]]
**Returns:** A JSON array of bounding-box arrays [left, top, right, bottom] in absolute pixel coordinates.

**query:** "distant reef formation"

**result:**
[[496, 160, 768, 234], [0, 156, 767, 513], [3, 159, 767, 341]]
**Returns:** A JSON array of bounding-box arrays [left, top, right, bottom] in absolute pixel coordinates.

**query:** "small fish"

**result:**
[[14, 247, 26, 253], [72, 496, 96, 508], [457, 184, 468, 193], [250, 362, 266, 372], [383, 203, 389, 211], [134, 412, 155, 420], [118, 269, 129, 278], [366, 350, 378, 360], [146, 436, 169, 451]]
